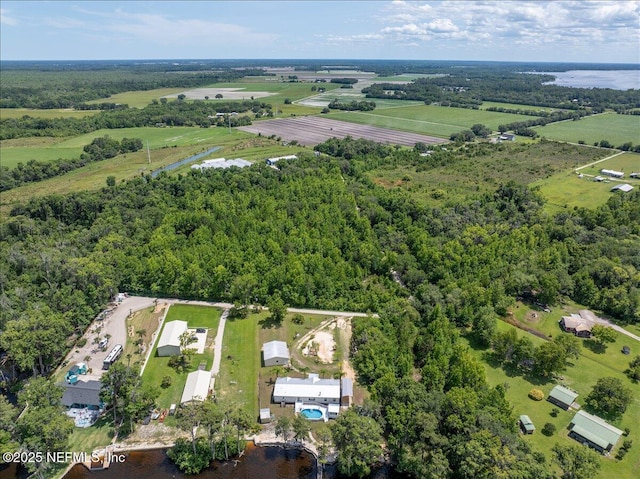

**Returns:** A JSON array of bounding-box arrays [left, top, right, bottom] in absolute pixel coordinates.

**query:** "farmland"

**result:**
[[534, 112, 640, 146], [329, 104, 539, 138], [0, 108, 100, 119], [238, 116, 446, 147]]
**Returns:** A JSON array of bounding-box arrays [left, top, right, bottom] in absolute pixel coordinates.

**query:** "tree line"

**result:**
[[0, 98, 268, 140]]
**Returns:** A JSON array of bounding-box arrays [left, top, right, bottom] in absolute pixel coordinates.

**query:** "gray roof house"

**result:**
[[61, 380, 103, 408], [548, 385, 579, 410], [569, 410, 623, 453]]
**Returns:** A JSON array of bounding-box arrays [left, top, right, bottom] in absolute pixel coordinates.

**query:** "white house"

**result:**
[[157, 320, 188, 357], [273, 374, 341, 405], [263, 340, 290, 367], [180, 370, 211, 404], [266, 155, 298, 166], [601, 169, 624, 178]]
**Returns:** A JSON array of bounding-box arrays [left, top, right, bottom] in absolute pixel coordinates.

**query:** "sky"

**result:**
[[1, 1, 639, 63]]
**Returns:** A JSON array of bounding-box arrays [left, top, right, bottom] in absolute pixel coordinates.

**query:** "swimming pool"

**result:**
[[300, 408, 324, 420]]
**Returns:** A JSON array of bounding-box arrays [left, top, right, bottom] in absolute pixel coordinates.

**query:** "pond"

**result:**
[[151, 146, 222, 178]]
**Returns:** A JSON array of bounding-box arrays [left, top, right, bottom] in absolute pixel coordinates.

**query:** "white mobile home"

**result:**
[[157, 320, 188, 357], [273, 374, 341, 405], [600, 169, 624, 178]]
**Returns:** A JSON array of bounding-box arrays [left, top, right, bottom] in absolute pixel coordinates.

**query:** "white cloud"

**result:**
[[0, 8, 17, 26], [45, 7, 278, 48], [324, 1, 640, 56]]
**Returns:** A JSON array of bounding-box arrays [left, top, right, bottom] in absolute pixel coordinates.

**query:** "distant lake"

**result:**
[[537, 70, 640, 90]]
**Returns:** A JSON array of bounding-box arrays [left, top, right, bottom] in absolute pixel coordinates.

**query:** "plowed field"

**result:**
[[238, 116, 447, 147]]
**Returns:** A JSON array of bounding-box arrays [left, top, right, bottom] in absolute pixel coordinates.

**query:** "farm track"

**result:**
[[238, 116, 447, 147]]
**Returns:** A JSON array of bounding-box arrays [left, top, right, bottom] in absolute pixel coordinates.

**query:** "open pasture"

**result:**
[[534, 112, 640, 146], [479, 101, 565, 113], [533, 151, 640, 213], [1, 144, 83, 169], [0, 107, 101, 119], [238, 116, 447, 147], [330, 104, 539, 138]]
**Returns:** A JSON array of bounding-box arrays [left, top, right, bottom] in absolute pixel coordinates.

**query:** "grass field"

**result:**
[[216, 313, 260, 416], [138, 304, 221, 409], [0, 108, 101, 120], [532, 152, 640, 213], [479, 101, 566, 113], [122, 304, 168, 370], [534, 112, 640, 146], [462, 318, 640, 479], [330, 104, 538, 138], [0, 145, 84, 169]]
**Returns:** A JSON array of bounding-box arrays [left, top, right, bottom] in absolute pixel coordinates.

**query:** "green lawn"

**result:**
[[534, 112, 640, 146], [462, 319, 640, 479], [578, 151, 640, 176], [216, 313, 260, 416], [67, 415, 115, 453], [141, 304, 221, 409], [0, 145, 84, 169]]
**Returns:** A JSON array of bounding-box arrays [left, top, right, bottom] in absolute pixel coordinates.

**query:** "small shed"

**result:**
[[341, 378, 353, 407], [157, 320, 188, 357], [263, 340, 290, 367], [180, 370, 211, 404], [548, 385, 579, 410], [259, 408, 272, 424], [519, 415, 535, 434], [569, 410, 623, 453]]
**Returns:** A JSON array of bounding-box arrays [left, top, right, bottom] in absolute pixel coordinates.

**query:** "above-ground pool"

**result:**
[[300, 408, 324, 420]]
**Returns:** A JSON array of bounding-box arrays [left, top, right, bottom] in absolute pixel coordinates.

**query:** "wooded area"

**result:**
[[1, 60, 639, 478]]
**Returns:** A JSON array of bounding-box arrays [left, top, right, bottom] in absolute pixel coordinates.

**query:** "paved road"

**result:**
[[592, 316, 640, 344], [60, 296, 156, 379]]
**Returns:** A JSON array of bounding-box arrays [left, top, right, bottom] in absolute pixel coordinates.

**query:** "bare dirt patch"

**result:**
[[525, 310, 541, 323], [164, 88, 276, 100], [302, 331, 335, 363]]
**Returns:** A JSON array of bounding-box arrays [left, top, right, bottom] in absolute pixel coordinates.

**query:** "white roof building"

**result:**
[[157, 320, 188, 357], [180, 370, 211, 404], [274, 374, 341, 405], [601, 169, 624, 178], [263, 340, 290, 366], [266, 155, 298, 166], [191, 158, 252, 170], [611, 183, 634, 192]]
